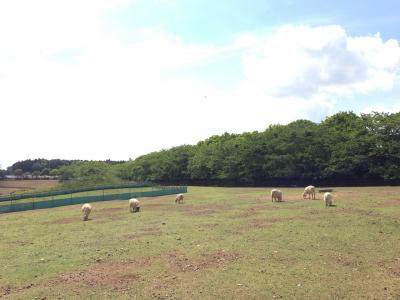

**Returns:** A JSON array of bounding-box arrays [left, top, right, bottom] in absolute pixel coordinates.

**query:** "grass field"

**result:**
[[0, 186, 400, 299]]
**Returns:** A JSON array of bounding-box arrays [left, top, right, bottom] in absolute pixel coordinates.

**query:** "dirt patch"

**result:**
[[338, 207, 381, 217], [166, 250, 241, 273], [378, 258, 400, 277], [336, 255, 364, 269], [246, 219, 274, 229], [379, 199, 400, 207], [198, 223, 219, 228], [50, 258, 151, 289], [10, 240, 33, 246], [234, 204, 273, 218], [178, 204, 228, 216], [242, 214, 324, 231], [0, 283, 36, 297], [0, 180, 59, 195], [124, 227, 162, 239]]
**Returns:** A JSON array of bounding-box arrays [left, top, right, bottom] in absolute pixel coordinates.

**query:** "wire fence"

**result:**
[[0, 186, 187, 214], [0, 181, 154, 202]]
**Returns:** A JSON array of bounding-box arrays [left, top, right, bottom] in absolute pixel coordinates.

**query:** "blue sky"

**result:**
[[107, 0, 400, 42], [1, 0, 400, 168], [104, 0, 400, 113]]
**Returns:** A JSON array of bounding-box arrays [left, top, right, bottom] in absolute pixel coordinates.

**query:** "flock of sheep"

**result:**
[[80, 193, 185, 221], [81, 186, 333, 221], [271, 185, 334, 207]]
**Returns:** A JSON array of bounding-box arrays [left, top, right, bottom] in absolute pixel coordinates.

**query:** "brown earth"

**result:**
[[10, 240, 34, 246], [0, 283, 36, 297], [50, 257, 152, 290], [378, 257, 400, 278], [335, 255, 364, 269], [166, 250, 241, 273], [0, 180, 59, 195]]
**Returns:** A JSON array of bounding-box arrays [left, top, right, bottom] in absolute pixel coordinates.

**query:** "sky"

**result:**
[[1, 0, 400, 168]]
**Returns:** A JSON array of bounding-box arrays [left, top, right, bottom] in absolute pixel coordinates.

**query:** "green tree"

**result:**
[[13, 169, 23, 178]]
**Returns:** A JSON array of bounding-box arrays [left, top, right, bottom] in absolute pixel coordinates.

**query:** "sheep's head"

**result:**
[[302, 192, 307, 199]]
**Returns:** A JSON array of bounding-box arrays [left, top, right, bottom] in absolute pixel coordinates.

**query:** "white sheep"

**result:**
[[324, 192, 333, 207], [175, 193, 184, 204], [129, 198, 140, 213], [81, 203, 92, 221], [303, 185, 316, 200], [271, 189, 283, 202]]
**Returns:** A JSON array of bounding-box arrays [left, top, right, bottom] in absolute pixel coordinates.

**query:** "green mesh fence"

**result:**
[[0, 186, 187, 214], [0, 181, 153, 202]]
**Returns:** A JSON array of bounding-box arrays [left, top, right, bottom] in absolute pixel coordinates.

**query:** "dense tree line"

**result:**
[[117, 111, 400, 186], [2, 111, 399, 186], [7, 159, 75, 176], [6, 159, 124, 176]]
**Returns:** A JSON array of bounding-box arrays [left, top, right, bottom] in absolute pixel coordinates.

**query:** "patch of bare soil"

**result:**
[[166, 250, 241, 273], [10, 240, 33, 246], [198, 223, 219, 229], [242, 214, 324, 231], [379, 199, 400, 207], [378, 258, 400, 277], [124, 227, 162, 240], [0, 188, 30, 195], [0, 180, 59, 195], [0, 283, 36, 297], [234, 204, 275, 218], [338, 207, 381, 217], [179, 204, 228, 216], [245, 219, 274, 229], [335, 255, 364, 269], [50, 258, 151, 290]]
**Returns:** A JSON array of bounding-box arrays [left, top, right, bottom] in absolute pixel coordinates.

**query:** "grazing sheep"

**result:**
[[324, 192, 333, 207], [271, 189, 283, 202], [129, 198, 140, 213], [81, 203, 92, 221], [303, 185, 316, 200], [175, 193, 184, 204]]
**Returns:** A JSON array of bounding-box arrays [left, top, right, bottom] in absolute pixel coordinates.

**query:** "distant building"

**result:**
[[3, 175, 59, 180]]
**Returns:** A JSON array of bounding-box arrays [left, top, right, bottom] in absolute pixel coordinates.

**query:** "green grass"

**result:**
[[0, 186, 400, 299]]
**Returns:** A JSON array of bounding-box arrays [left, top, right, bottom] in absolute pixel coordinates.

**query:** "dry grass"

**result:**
[[0, 186, 400, 299]]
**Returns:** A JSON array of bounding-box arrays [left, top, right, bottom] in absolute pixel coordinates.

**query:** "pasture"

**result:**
[[0, 186, 400, 299]]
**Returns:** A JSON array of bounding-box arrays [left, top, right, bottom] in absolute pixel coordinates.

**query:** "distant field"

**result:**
[[0, 180, 60, 195], [0, 186, 400, 299]]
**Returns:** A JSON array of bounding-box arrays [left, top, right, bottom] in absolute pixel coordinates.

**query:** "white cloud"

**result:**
[[240, 24, 400, 98], [362, 103, 400, 114], [1, 3, 400, 169]]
